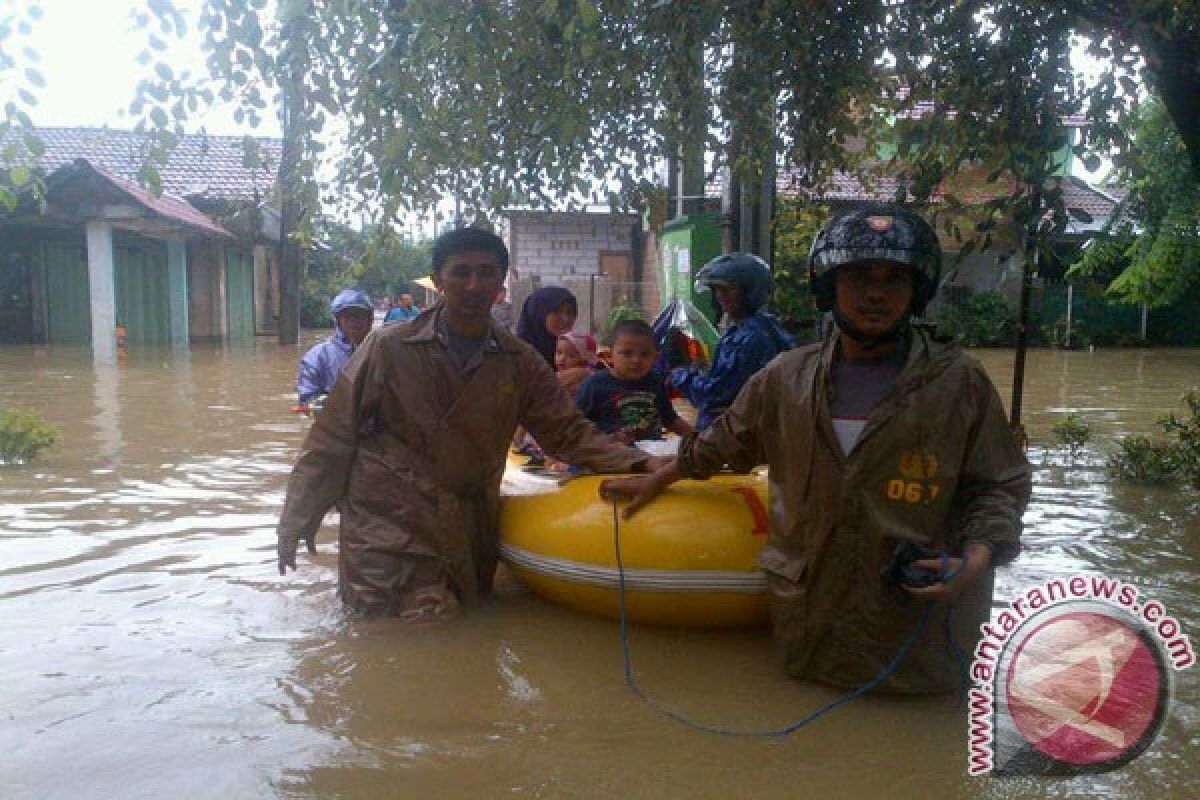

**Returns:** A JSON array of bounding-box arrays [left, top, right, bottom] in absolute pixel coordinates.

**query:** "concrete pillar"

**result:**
[[167, 239, 190, 348], [85, 219, 117, 366]]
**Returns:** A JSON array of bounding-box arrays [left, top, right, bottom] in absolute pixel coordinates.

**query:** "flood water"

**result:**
[[2, 338, 1197, 799]]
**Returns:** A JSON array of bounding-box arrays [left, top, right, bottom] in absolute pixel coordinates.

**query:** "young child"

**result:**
[[576, 319, 693, 444], [555, 332, 598, 398]]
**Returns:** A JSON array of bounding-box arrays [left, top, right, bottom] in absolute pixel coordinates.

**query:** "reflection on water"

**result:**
[[1, 340, 1197, 799]]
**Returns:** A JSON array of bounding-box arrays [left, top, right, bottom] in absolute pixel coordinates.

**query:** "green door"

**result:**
[[225, 247, 255, 341], [39, 237, 91, 345], [115, 238, 170, 346]]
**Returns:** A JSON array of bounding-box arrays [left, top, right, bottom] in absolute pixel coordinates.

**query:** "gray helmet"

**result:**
[[808, 208, 941, 314], [330, 288, 373, 317], [693, 252, 775, 312]]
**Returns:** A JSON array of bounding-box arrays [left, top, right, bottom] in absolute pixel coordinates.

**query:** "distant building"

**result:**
[[0, 127, 282, 363], [499, 209, 648, 334]]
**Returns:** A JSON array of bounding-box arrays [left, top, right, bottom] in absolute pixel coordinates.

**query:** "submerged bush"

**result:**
[[1108, 390, 1200, 487], [1108, 435, 1177, 485], [937, 290, 1016, 347], [0, 408, 59, 466], [1051, 412, 1092, 457], [1161, 390, 1200, 487]]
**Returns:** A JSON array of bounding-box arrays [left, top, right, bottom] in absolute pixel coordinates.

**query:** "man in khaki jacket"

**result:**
[[602, 208, 1031, 694], [278, 227, 655, 619]]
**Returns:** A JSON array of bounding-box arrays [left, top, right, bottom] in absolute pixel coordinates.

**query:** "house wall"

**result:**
[[506, 213, 637, 283], [187, 239, 226, 341], [254, 243, 278, 336], [113, 232, 170, 347], [225, 246, 255, 341]]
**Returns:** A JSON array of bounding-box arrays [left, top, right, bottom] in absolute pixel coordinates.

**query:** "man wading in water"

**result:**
[[277, 227, 662, 620], [602, 208, 1032, 693]]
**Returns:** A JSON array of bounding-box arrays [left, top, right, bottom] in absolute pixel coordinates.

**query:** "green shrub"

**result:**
[[1107, 435, 1177, 485], [1051, 412, 1092, 457], [1109, 389, 1200, 487], [0, 407, 59, 466], [937, 290, 1016, 347], [1161, 390, 1200, 487]]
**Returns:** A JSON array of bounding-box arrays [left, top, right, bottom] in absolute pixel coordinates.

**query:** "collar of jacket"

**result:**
[[390, 302, 524, 354], [820, 323, 957, 390]]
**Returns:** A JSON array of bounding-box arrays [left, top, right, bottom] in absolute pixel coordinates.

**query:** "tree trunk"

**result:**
[[1141, 34, 1200, 180]]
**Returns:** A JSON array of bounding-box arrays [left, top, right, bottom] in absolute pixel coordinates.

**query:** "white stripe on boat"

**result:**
[[500, 543, 767, 594]]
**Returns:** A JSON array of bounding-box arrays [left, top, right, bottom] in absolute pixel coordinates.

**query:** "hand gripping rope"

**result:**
[[609, 500, 968, 736]]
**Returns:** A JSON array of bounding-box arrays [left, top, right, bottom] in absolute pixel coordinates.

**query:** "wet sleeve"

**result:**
[[673, 329, 774, 416], [519, 354, 646, 473], [277, 337, 380, 548], [296, 346, 325, 404], [954, 365, 1033, 566], [678, 367, 769, 478]]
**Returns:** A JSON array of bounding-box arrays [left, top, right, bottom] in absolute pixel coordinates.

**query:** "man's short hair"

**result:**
[[431, 227, 510, 277], [609, 318, 655, 346]]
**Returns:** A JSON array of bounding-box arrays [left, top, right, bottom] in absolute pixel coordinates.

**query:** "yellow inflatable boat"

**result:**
[[499, 462, 769, 628]]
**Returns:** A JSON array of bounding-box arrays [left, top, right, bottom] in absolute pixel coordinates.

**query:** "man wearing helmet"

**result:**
[[296, 288, 375, 410], [670, 253, 796, 430], [602, 207, 1031, 694]]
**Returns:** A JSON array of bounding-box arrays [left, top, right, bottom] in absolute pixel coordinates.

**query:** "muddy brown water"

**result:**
[[2, 339, 1197, 799]]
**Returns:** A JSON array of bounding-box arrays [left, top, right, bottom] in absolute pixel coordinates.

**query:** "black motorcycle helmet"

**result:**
[[693, 252, 775, 315], [808, 207, 941, 316]]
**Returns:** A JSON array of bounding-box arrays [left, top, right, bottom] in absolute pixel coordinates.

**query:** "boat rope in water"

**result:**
[[609, 500, 968, 736]]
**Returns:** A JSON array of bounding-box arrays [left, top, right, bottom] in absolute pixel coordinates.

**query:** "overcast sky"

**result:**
[[4, 0, 280, 137], [6, 0, 1114, 192]]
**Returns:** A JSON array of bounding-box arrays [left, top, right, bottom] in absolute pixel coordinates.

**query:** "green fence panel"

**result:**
[[225, 247, 255, 341], [115, 237, 170, 346], [40, 236, 91, 345]]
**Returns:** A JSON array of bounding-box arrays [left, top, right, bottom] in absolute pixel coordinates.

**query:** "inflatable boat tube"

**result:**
[[499, 463, 769, 628]]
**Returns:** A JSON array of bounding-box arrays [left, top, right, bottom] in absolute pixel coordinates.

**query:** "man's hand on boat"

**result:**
[[600, 458, 682, 518]]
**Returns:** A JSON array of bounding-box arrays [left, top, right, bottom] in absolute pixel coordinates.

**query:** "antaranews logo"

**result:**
[[967, 574, 1194, 777]]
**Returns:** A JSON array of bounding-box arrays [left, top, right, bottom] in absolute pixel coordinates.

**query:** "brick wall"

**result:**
[[505, 211, 636, 282]]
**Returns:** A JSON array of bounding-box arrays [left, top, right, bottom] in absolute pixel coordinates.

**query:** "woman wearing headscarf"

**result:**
[[516, 286, 578, 366]]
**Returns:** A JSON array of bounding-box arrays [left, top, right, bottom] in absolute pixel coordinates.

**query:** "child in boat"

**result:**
[[555, 332, 598, 398], [576, 319, 693, 445]]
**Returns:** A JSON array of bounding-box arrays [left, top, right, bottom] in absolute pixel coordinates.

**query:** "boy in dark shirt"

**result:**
[[577, 319, 694, 444]]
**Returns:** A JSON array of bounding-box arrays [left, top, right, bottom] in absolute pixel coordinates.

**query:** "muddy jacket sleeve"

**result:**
[[518, 352, 647, 473], [677, 367, 770, 478], [278, 337, 380, 549], [953, 363, 1032, 566]]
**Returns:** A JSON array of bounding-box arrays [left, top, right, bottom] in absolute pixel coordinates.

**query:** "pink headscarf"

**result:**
[[558, 332, 597, 367]]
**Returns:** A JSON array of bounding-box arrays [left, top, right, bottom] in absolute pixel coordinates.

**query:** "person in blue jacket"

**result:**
[[670, 253, 796, 430], [296, 288, 374, 409], [384, 293, 421, 324]]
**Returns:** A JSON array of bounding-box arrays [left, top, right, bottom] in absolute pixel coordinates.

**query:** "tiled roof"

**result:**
[[28, 126, 281, 201], [711, 167, 1120, 224], [45, 159, 232, 238], [892, 87, 1089, 127]]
